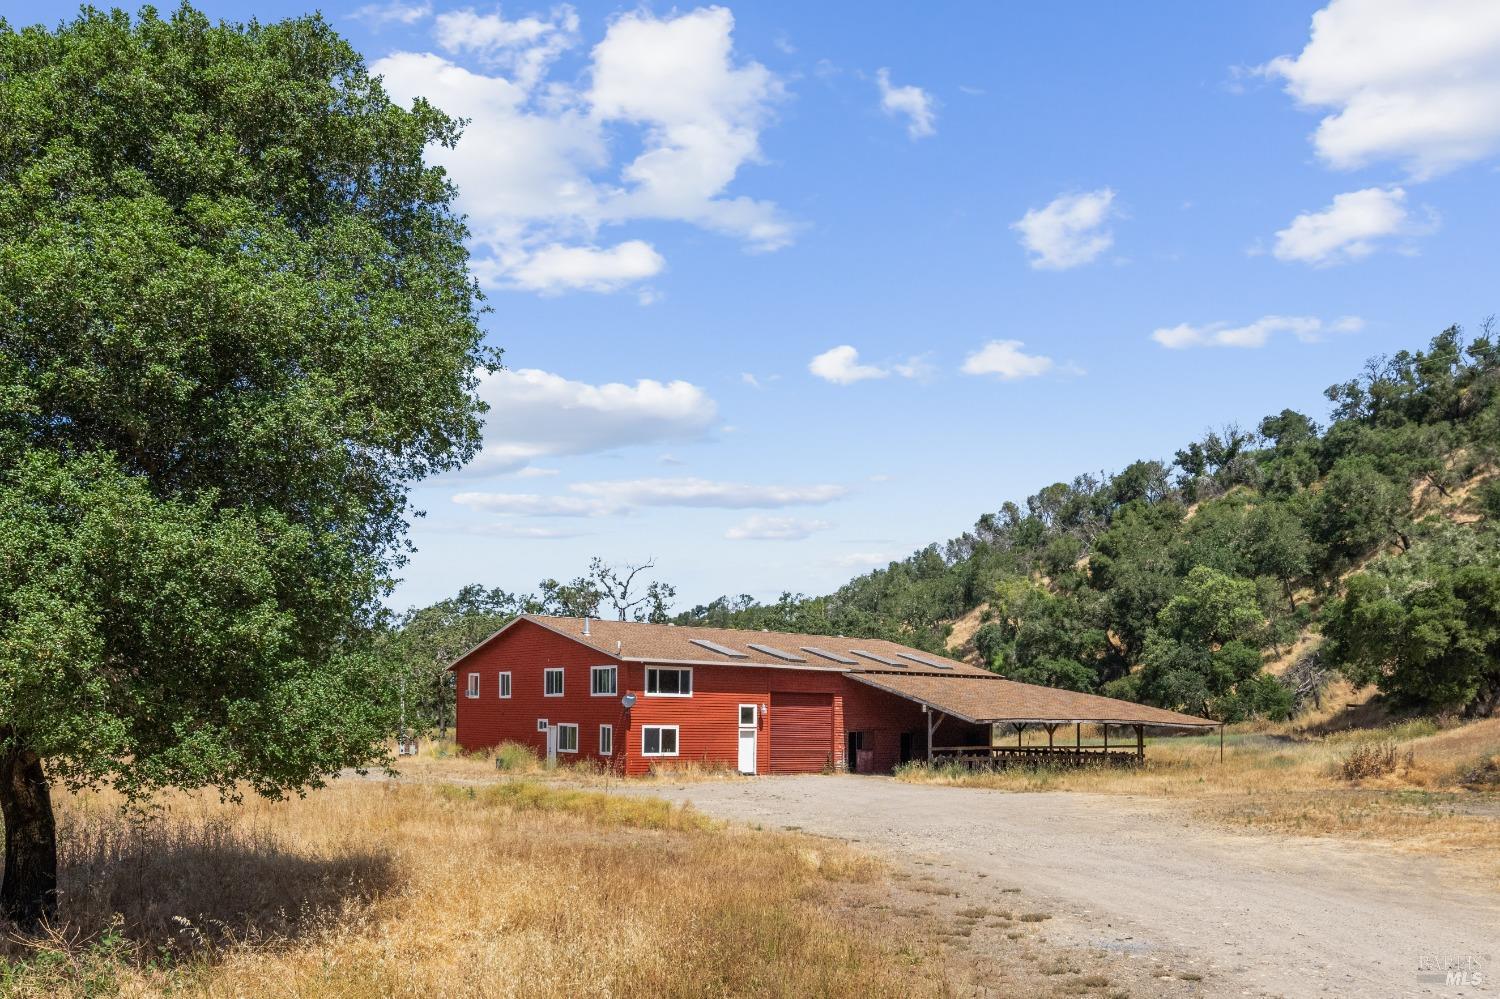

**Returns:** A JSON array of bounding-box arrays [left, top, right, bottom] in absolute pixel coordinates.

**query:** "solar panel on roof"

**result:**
[[746, 643, 806, 662], [689, 638, 748, 658], [800, 646, 858, 665], [897, 652, 953, 669], [849, 649, 906, 667]]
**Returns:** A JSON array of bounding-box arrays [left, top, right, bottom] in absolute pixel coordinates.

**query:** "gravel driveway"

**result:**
[[629, 775, 1498, 998]]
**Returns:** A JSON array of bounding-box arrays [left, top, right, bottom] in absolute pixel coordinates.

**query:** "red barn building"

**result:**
[[451, 615, 1215, 775]]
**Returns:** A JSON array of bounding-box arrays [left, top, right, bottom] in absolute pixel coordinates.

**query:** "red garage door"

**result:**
[[769, 692, 834, 774]]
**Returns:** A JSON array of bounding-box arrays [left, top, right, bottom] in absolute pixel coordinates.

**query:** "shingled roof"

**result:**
[[850, 672, 1218, 728], [502, 614, 997, 677], [452, 615, 1216, 729]]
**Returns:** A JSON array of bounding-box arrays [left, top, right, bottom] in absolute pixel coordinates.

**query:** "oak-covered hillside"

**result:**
[[675, 326, 1500, 723]]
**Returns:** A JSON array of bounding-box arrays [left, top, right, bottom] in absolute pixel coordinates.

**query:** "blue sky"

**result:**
[[10, 0, 1500, 611]]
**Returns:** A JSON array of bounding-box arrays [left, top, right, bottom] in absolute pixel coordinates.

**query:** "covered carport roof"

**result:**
[[849, 672, 1218, 729]]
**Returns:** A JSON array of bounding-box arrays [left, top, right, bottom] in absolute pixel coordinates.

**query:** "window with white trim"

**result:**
[[598, 724, 613, 756], [465, 672, 479, 698], [591, 665, 617, 696], [642, 725, 679, 757], [556, 723, 579, 753], [645, 667, 692, 697], [537, 718, 548, 732], [739, 703, 757, 726], [544, 668, 564, 697], [498, 672, 512, 698]]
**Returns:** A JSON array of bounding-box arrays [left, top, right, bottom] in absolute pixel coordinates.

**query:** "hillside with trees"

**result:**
[[675, 326, 1500, 723]]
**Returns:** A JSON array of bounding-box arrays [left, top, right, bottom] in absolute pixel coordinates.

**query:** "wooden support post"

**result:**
[[1045, 723, 1057, 749], [1219, 723, 1224, 764], [1075, 722, 1081, 759], [1103, 724, 1109, 755], [926, 707, 934, 763], [1134, 724, 1144, 761], [1016, 722, 1026, 747]]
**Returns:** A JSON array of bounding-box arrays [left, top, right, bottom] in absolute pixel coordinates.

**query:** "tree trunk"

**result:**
[[0, 738, 58, 929]]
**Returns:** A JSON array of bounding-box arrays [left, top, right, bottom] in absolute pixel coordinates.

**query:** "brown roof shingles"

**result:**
[[850, 672, 1217, 728]]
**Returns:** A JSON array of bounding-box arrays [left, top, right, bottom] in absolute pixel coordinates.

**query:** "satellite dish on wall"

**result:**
[[621, 693, 637, 709]]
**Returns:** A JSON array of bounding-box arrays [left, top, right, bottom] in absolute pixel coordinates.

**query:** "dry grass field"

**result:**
[[0, 774, 1151, 999], [895, 697, 1500, 879]]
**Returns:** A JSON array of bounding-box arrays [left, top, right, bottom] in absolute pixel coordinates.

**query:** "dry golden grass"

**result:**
[[896, 716, 1500, 877], [3, 773, 1191, 999]]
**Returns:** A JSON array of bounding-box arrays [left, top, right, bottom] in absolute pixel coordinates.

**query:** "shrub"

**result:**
[[1339, 740, 1413, 781], [494, 741, 540, 772]]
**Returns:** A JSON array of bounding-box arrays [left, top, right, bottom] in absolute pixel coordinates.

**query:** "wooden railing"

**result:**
[[930, 745, 1143, 769]]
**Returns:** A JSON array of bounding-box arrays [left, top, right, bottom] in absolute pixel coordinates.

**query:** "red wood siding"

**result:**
[[841, 679, 928, 773], [453, 619, 630, 771]]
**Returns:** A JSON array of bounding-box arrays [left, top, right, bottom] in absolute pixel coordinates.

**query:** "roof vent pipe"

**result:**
[[583, 615, 590, 636]]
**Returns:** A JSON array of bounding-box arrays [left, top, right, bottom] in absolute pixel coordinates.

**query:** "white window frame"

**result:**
[[645, 667, 693, 698], [537, 718, 549, 732], [739, 703, 757, 727], [590, 665, 618, 696], [598, 724, 613, 756], [556, 723, 579, 754], [544, 667, 564, 697], [642, 725, 680, 757], [498, 671, 512, 698], [465, 672, 480, 698]]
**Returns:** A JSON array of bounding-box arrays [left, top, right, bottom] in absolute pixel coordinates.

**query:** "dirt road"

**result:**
[[629, 776, 1497, 998]]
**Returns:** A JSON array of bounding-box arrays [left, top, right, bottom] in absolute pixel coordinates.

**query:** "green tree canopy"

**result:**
[[0, 4, 491, 924]]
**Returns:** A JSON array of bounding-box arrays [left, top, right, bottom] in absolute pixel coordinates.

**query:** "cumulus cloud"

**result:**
[[352, 0, 431, 27], [1272, 187, 1433, 265], [724, 515, 832, 541], [1152, 314, 1364, 349], [1012, 189, 1117, 269], [960, 340, 1056, 380], [373, 6, 789, 296], [469, 368, 717, 472], [876, 68, 936, 139], [1260, 0, 1500, 178], [808, 345, 927, 385], [453, 477, 849, 518], [508, 241, 665, 293]]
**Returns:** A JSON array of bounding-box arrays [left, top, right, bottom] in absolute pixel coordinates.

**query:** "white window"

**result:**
[[556, 723, 579, 753], [645, 667, 692, 697], [544, 668, 564, 697], [739, 703, 757, 727], [591, 665, 617, 696], [599, 724, 613, 756], [498, 672, 512, 698], [465, 672, 480, 698], [537, 718, 548, 732], [642, 725, 679, 757]]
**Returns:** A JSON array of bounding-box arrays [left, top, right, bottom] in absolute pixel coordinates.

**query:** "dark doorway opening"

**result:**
[[898, 731, 915, 766], [845, 731, 864, 773]]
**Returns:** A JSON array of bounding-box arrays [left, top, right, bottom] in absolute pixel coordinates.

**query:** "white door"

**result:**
[[738, 727, 757, 774], [546, 725, 558, 765], [737, 703, 758, 774]]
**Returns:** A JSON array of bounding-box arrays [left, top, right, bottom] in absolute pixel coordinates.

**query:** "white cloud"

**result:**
[[508, 241, 665, 293], [1272, 186, 1433, 265], [353, 0, 431, 27], [808, 345, 927, 385], [1152, 314, 1364, 349], [515, 466, 560, 478], [453, 477, 849, 518], [960, 340, 1056, 380], [373, 6, 789, 296], [876, 68, 936, 139], [1260, 0, 1500, 178], [469, 368, 717, 472], [1012, 189, 1117, 270], [570, 478, 847, 508], [725, 515, 832, 541], [434, 5, 578, 89], [469, 522, 589, 539]]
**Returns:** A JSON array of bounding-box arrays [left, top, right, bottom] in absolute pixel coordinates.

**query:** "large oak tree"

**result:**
[[0, 4, 493, 925]]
